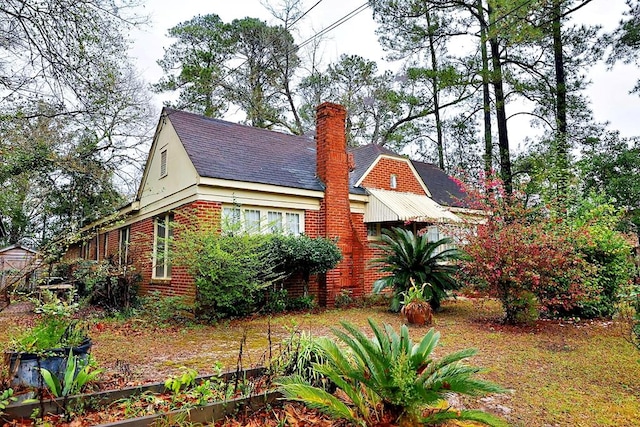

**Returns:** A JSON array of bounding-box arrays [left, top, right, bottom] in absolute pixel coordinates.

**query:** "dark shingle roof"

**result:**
[[163, 108, 463, 203], [411, 161, 467, 207], [349, 144, 402, 188], [165, 108, 324, 192]]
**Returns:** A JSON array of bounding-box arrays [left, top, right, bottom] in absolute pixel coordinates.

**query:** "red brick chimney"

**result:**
[[316, 102, 354, 307]]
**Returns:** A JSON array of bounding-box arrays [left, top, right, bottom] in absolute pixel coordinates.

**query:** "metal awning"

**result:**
[[364, 188, 462, 223]]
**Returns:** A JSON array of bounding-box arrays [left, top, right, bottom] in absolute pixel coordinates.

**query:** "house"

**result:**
[[64, 103, 468, 307]]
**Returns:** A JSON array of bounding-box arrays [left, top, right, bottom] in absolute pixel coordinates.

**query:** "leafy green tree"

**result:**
[[372, 227, 465, 312], [608, 0, 640, 93], [277, 319, 506, 427], [0, 1, 153, 247], [155, 14, 300, 131], [371, 0, 475, 169], [154, 14, 233, 118], [579, 131, 640, 234]]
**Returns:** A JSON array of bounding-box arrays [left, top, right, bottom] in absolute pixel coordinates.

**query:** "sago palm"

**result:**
[[277, 319, 506, 427], [373, 227, 465, 311]]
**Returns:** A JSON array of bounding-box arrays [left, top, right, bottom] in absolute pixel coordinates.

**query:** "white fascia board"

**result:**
[[198, 177, 324, 199]]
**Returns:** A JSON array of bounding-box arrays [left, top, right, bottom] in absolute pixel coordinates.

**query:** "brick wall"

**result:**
[[361, 157, 427, 195]]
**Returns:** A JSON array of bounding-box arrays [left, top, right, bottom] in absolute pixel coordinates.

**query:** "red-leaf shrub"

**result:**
[[455, 177, 595, 324]]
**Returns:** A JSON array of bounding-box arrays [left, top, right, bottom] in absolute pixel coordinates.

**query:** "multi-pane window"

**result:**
[[244, 209, 261, 233], [119, 226, 130, 266], [153, 213, 173, 279], [267, 211, 283, 233], [222, 206, 302, 235], [367, 223, 380, 239], [222, 207, 241, 233], [286, 213, 301, 235]]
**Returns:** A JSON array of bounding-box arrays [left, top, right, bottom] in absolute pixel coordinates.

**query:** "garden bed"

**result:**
[[3, 367, 278, 426]]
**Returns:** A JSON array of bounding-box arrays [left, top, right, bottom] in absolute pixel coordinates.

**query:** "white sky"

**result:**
[[128, 0, 640, 148]]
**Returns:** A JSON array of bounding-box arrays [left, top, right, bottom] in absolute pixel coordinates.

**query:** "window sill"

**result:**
[[151, 278, 171, 285]]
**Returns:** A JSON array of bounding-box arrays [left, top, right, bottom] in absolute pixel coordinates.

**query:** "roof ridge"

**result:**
[[162, 107, 314, 143]]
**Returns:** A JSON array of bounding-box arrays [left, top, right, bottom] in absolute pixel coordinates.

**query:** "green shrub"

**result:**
[[138, 291, 193, 324], [263, 288, 288, 314], [567, 199, 635, 318], [66, 259, 140, 311], [174, 228, 279, 320], [267, 234, 342, 295], [286, 294, 316, 311]]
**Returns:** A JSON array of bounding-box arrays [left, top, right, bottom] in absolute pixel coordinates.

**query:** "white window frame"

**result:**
[[390, 174, 397, 189], [367, 223, 381, 240], [267, 211, 283, 233], [221, 205, 304, 235], [119, 226, 130, 266], [153, 213, 173, 279]]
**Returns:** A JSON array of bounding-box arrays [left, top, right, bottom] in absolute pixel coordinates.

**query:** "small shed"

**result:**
[[0, 244, 39, 294]]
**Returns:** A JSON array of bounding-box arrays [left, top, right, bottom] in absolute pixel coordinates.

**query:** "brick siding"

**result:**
[[361, 157, 427, 195]]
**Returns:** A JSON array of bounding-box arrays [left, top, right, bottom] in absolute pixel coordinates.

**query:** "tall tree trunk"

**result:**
[[426, 8, 445, 170], [477, 0, 493, 178], [488, 4, 512, 195], [552, 0, 569, 210]]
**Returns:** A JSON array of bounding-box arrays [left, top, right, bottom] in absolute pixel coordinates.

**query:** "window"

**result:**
[[119, 226, 130, 266], [160, 149, 168, 177], [222, 205, 303, 235], [390, 174, 397, 189], [82, 240, 90, 259], [367, 223, 381, 239], [286, 213, 301, 235], [102, 232, 108, 260], [425, 225, 439, 242], [244, 209, 261, 233], [153, 213, 173, 279], [222, 207, 241, 234], [267, 211, 283, 233]]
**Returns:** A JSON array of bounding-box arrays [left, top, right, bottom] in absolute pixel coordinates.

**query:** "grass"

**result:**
[[1, 298, 639, 426]]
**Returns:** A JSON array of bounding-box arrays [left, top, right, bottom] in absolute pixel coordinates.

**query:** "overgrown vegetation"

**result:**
[[61, 259, 141, 311], [174, 220, 341, 321], [460, 179, 635, 324], [10, 291, 87, 354]]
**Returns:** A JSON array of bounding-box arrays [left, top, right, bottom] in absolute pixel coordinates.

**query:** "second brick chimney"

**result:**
[[316, 102, 355, 307]]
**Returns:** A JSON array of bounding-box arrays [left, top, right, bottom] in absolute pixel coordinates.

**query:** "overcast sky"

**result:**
[[129, 0, 640, 149]]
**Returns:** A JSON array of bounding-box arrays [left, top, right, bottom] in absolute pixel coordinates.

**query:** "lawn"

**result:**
[[1, 298, 639, 426]]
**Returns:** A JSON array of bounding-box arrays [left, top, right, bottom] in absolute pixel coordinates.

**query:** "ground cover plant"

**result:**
[[1, 299, 639, 426]]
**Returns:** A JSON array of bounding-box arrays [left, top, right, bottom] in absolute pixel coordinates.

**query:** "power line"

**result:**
[[298, 2, 369, 50], [219, 3, 370, 85], [290, 0, 325, 28]]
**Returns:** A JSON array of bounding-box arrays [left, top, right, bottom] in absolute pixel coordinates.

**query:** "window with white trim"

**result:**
[[286, 213, 301, 235], [390, 174, 397, 189], [367, 223, 381, 239], [267, 211, 283, 233], [153, 213, 173, 279], [221, 205, 303, 235], [244, 209, 261, 233], [119, 226, 130, 266]]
